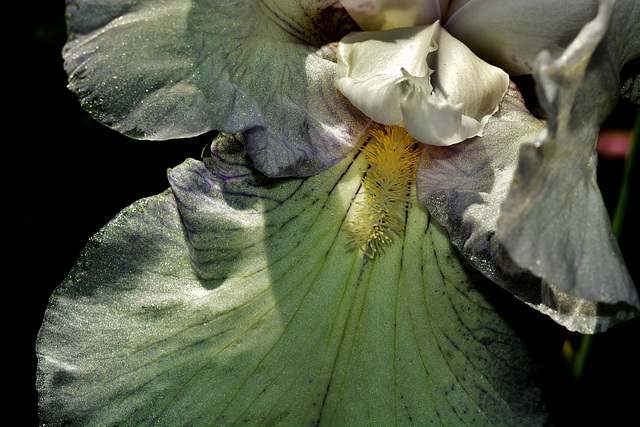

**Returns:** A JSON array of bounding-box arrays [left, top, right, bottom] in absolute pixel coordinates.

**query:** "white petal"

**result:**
[[336, 25, 437, 81], [335, 25, 438, 126], [432, 27, 510, 122], [336, 22, 508, 146], [335, 74, 407, 124], [400, 71, 484, 145]]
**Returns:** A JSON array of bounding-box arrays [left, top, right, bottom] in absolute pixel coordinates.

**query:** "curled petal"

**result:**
[[63, 0, 369, 177], [399, 74, 483, 145], [498, 0, 640, 331], [418, 78, 639, 333], [426, 24, 510, 132], [335, 22, 508, 146], [419, 0, 640, 332]]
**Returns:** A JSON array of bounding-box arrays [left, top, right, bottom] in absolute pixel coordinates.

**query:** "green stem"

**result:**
[[612, 108, 639, 238], [570, 108, 639, 380], [570, 334, 593, 379]]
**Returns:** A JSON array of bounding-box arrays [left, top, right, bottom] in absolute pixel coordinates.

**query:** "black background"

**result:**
[[18, 2, 639, 425]]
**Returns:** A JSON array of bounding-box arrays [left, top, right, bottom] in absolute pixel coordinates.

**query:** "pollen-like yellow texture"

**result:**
[[345, 124, 421, 258]]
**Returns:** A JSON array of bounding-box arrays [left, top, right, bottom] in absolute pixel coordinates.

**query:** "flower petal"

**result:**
[[417, 76, 639, 333], [417, 82, 550, 321], [445, 0, 599, 75], [498, 0, 640, 331], [426, 24, 510, 132], [36, 133, 548, 425], [339, 0, 444, 30], [335, 25, 437, 125], [335, 22, 508, 146], [63, 0, 369, 177]]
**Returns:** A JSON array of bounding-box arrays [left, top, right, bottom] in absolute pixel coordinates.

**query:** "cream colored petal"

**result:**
[[336, 25, 438, 81], [336, 22, 508, 146], [335, 74, 407, 124], [431, 26, 510, 123], [399, 69, 484, 145], [339, 0, 444, 30]]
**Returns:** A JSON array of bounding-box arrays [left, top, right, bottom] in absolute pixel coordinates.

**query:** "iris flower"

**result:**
[[37, 0, 639, 425]]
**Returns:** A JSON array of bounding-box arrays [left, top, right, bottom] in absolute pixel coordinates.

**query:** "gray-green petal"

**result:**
[[498, 0, 640, 332], [36, 134, 547, 425], [417, 0, 640, 333]]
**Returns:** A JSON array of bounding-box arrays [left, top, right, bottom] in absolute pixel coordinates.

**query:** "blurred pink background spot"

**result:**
[[597, 129, 632, 159]]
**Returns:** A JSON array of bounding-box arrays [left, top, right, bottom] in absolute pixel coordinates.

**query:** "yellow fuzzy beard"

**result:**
[[345, 124, 421, 258]]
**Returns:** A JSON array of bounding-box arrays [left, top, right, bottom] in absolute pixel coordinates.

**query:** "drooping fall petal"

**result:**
[[36, 133, 548, 425]]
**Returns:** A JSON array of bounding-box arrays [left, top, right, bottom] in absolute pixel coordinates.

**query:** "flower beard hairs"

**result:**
[[345, 124, 422, 258]]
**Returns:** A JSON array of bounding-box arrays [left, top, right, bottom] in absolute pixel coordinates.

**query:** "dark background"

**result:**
[[19, 2, 639, 425]]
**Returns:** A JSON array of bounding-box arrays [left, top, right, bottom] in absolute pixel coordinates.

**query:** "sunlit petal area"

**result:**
[[335, 22, 509, 146], [27, 0, 640, 425], [37, 136, 547, 425]]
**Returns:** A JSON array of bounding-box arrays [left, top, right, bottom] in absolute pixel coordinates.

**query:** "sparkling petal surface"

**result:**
[[498, 0, 640, 331], [63, 0, 370, 177], [418, 75, 639, 333], [36, 134, 547, 425], [417, 82, 549, 322]]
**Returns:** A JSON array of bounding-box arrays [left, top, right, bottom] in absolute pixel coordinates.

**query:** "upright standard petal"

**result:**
[[498, 0, 640, 332], [335, 22, 508, 147], [63, 0, 370, 177], [339, 0, 445, 30], [445, 0, 599, 75]]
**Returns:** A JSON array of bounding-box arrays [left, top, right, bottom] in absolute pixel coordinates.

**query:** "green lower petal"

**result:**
[[36, 134, 546, 425]]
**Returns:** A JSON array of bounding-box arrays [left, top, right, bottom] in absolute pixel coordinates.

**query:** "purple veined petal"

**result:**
[[63, 0, 369, 177], [497, 0, 640, 332], [36, 130, 549, 425], [444, 0, 599, 75], [339, 0, 445, 30]]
